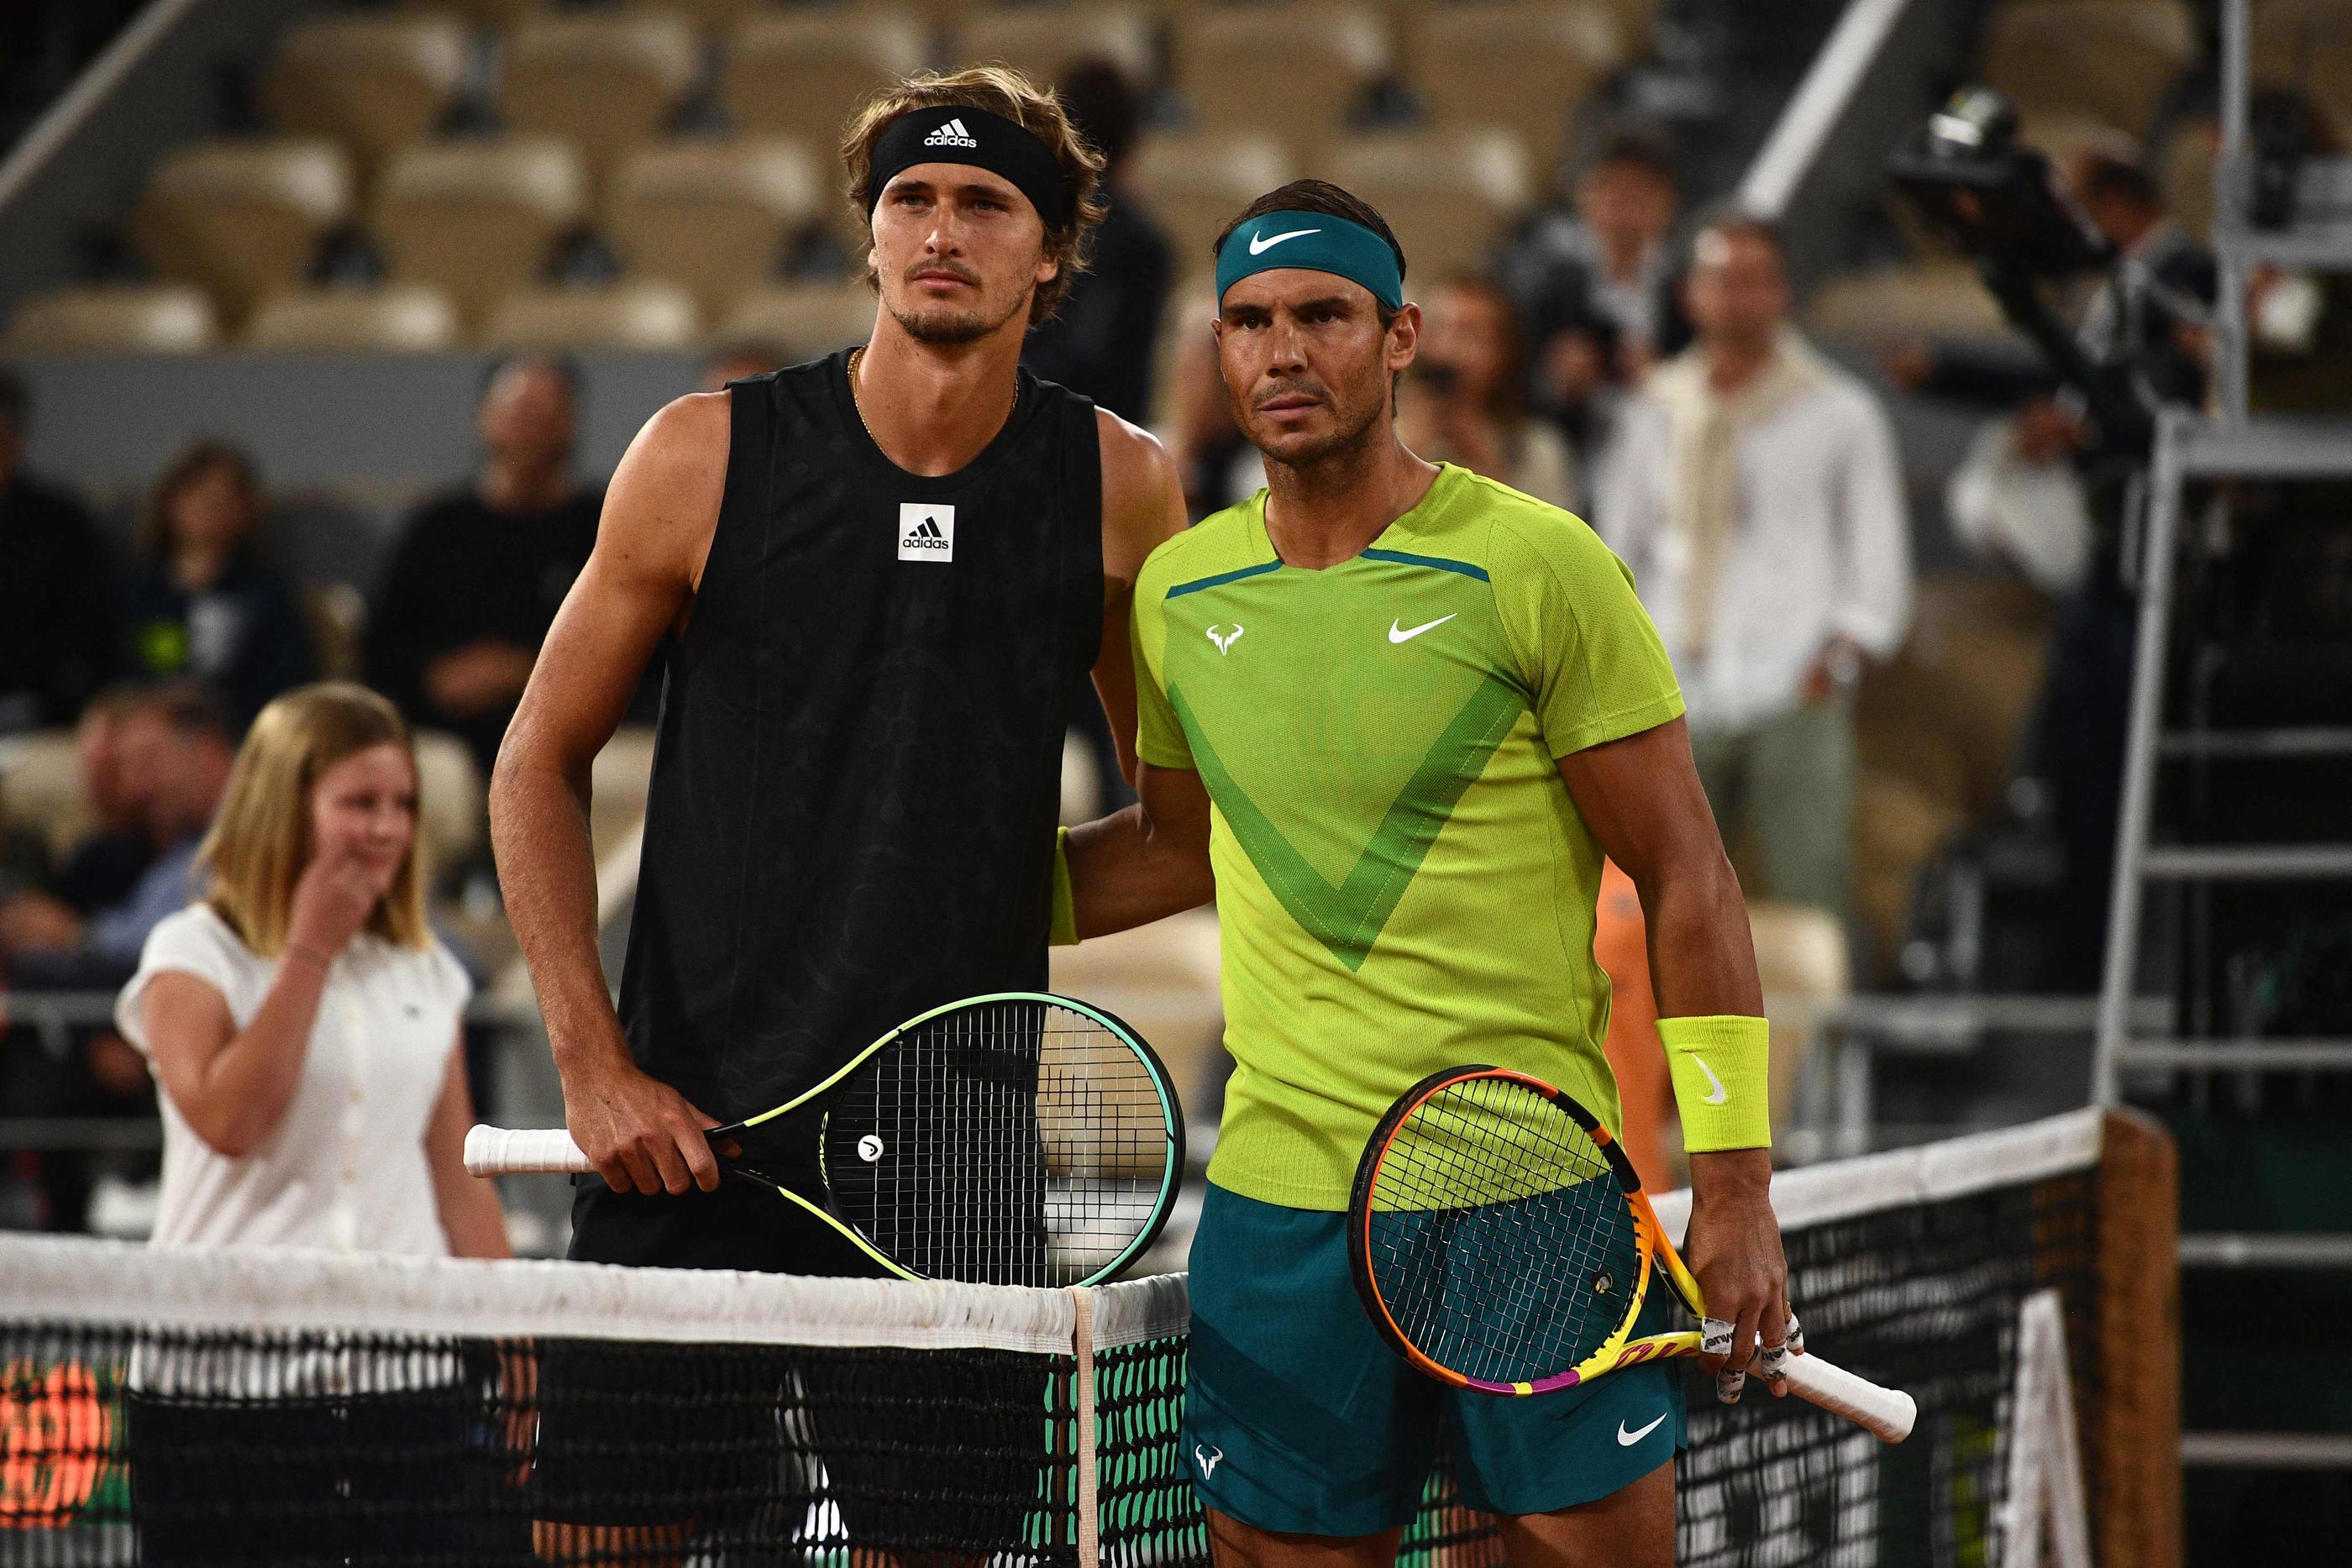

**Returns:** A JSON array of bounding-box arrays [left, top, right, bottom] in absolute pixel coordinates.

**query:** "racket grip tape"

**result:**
[[1782, 1354, 1918, 1444], [465, 1125, 596, 1176]]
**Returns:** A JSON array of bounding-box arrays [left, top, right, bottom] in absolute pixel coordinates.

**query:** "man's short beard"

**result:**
[[890, 285, 1033, 346], [1257, 391, 1386, 475]]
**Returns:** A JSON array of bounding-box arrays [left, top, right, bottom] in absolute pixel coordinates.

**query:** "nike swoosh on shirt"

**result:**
[[1388, 613, 1457, 643], [1694, 1055, 1729, 1105], [1248, 227, 1320, 254], [1618, 1412, 1668, 1446]]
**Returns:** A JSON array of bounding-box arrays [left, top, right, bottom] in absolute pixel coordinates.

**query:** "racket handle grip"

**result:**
[[465, 1125, 595, 1176], [1783, 1353, 1918, 1444]]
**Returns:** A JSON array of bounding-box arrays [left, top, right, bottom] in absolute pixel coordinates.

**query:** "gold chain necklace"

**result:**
[[846, 344, 1016, 447]]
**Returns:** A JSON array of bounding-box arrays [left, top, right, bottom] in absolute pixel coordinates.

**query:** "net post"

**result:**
[[2094, 1109, 2181, 1568], [1071, 1285, 1100, 1568]]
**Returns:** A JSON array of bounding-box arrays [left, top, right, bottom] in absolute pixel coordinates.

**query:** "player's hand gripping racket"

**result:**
[[468, 993, 1184, 1288], [1347, 1066, 1915, 1443]]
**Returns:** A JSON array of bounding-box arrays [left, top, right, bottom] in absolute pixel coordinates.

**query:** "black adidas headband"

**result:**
[[866, 105, 1069, 232]]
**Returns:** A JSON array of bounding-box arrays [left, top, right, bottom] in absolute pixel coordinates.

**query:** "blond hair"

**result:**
[[199, 683, 428, 957], [840, 65, 1109, 326]]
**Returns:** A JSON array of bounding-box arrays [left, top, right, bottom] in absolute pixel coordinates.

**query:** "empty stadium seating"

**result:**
[[953, 4, 1157, 86], [1127, 130, 1295, 267], [2250, 0, 2352, 129], [243, 285, 463, 354], [132, 138, 354, 324], [260, 13, 470, 173], [1171, 4, 1391, 148], [1, 285, 218, 355], [603, 138, 826, 316], [718, 279, 882, 362], [1982, 0, 2197, 139], [370, 136, 586, 328], [498, 10, 704, 174], [1402, 2, 1622, 172], [481, 280, 703, 351], [1803, 260, 2014, 346]]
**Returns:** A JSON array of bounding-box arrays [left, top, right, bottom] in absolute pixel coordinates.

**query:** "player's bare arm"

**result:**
[[1094, 408, 1189, 786], [489, 391, 731, 1200], [1065, 760, 1215, 937], [1556, 716, 1792, 1385]]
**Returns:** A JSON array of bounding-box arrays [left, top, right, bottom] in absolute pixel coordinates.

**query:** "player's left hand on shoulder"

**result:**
[[1684, 1149, 1792, 1402]]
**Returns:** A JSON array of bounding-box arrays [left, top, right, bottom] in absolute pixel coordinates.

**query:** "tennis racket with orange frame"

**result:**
[[1347, 1065, 1917, 1443]]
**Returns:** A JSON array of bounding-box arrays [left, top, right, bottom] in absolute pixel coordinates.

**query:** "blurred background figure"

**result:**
[[701, 340, 787, 392], [1021, 56, 1173, 424], [1164, 286, 1255, 522], [1599, 213, 1910, 934], [1499, 128, 1688, 464], [123, 440, 315, 731], [0, 368, 118, 737], [365, 355, 602, 779], [1395, 275, 1579, 510]]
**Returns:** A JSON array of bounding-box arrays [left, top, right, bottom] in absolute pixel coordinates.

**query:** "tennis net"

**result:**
[[0, 1109, 2172, 1567]]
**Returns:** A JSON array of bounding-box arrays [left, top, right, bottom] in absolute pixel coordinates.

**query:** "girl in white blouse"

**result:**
[[115, 682, 510, 1561]]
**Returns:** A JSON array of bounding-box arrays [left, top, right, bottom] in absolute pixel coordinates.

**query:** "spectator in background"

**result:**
[[1, 681, 236, 990], [42, 685, 157, 918], [1021, 56, 1173, 422], [114, 683, 507, 1556], [123, 441, 316, 730], [366, 355, 604, 775], [1599, 213, 1911, 929], [1498, 128, 1689, 455], [0, 369, 119, 735], [1395, 275, 1581, 510], [701, 339, 788, 392], [1164, 286, 1257, 519]]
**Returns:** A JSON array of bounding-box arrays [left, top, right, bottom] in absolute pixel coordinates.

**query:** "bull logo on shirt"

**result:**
[[1205, 624, 1246, 655]]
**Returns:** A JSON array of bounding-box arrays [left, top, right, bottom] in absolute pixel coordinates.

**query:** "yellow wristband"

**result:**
[[1048, 826, 1078, 947], [1658, 1014, 1771, 1152]]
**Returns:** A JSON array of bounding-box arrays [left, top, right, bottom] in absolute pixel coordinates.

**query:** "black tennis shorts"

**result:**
[[532, 1177, 1054, 1554]]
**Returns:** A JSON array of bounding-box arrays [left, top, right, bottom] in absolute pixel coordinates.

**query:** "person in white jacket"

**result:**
[[1599, 212, 1912, 928], [115, 680, 510, 1563]]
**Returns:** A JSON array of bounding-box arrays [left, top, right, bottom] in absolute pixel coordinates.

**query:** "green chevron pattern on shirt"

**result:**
[[1131, 464, 1687, 1209]]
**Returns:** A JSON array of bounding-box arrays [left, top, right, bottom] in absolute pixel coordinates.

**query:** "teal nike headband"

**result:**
[[1215, 210, 1404, 312]]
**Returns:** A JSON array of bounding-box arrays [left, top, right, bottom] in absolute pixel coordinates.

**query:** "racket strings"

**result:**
[[832, 1001, 1174, 1287], [1366, 1077, 1641, 1386]]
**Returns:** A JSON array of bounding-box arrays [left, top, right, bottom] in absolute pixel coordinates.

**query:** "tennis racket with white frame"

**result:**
[[468, 992, 1184, 1288], [1347, 1065, 1915, 1443]]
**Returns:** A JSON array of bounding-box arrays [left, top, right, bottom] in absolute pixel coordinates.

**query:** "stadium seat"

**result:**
[[2155, 115, 2217, 244], [1172, 4, 1390, 146], [718, 280, 880, 362], [243, 285, 462, 353], [412, 729, 485, 876], [0, 730, 88, 862], [952, 4, 1156, 87], [497, 10, 703, 174], [0, 285, 218, 354], [1803, 261, 2012, 344], [720, 9, 927, 212], [260, 13, 470, 172], [1321, 128, 1531, 282], [401, 0, 540, 28], [1127, 130, 1294, 266], [1981, 0, 2197, 138], [371, 136, 585, 328], [1402, 2, 1621, 172], [481, 281, 702, 350], [131, 138, 354, 323], [623, 0, 767, 31], [604, 139, 824, 316]]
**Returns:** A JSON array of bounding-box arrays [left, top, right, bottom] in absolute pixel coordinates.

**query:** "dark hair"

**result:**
[[139, 439, 262, 562], [1213, 179, 1409, 324], [133, 678, 233, 742], [2076, 153, 2160, 214], [1588, 128, 1677, 186], [1056, 56, 1142, 170], [478, 353, 582, 404], [0, 368, 27, 437]]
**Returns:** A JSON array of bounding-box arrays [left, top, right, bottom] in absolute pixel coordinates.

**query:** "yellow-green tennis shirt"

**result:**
[[1133, 464, 1686, 1209]]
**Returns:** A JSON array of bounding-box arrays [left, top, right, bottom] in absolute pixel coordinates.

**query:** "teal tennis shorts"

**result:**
[[1182, 1182, 1686, 1535]]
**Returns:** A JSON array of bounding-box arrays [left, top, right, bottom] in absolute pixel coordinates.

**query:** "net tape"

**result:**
[[0, 1109, 2105, 1567]]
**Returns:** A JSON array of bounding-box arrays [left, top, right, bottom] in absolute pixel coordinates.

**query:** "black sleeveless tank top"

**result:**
[[615, 349, 1104, 1118]]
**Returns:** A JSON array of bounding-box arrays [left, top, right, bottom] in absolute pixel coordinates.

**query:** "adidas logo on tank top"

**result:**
[[923, 118, 979, 149], [898, 503, 955, 561]]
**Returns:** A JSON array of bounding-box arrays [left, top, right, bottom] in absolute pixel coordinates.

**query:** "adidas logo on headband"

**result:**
[[923, 118, 979, 149]]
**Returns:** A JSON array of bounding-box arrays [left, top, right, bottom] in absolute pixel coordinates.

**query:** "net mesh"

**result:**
[[1, 1113, 2105, 1567]]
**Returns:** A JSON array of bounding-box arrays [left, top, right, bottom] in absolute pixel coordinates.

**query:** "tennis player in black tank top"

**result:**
[[488, 71, 1189, 1558]]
